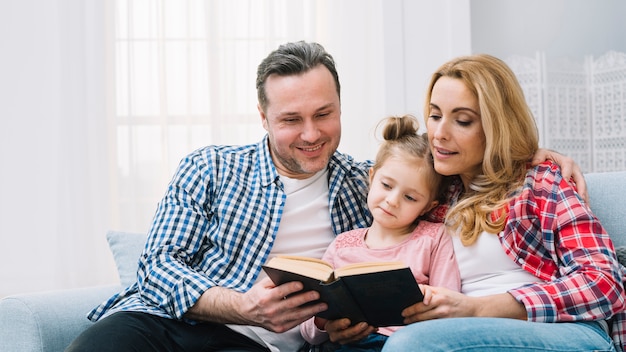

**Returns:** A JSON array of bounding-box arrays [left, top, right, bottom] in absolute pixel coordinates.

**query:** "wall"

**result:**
[[470, 0, 626, 172], [470, 0, 626, 58]]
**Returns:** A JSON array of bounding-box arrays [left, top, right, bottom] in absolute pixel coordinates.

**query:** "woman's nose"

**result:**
[[432, 119, 449, 140]]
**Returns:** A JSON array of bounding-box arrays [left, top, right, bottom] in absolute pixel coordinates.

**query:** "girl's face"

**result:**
[[368, 155, 438, 234], [426, 77, 486, 189]]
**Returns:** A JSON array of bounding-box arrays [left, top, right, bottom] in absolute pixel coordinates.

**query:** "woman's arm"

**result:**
[[506, 162, 625, 322]]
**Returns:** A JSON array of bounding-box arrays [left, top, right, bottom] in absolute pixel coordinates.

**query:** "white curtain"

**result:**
[[0, 0, 469, 297], [111, 0, 471, 234], [111, 0, 396, 233], [113, 0, 318, 232], [0, 0, 115, 296]]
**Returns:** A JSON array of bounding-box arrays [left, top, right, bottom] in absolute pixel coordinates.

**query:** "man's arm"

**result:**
[[184, 277, 327, 333]]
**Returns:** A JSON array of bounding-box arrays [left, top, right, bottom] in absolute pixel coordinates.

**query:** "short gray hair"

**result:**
[[256, 41, 340, 111]]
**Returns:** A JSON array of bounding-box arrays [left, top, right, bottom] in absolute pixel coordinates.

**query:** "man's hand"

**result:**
[[532, 148, 588, 202], [185, 277, 327, 333]]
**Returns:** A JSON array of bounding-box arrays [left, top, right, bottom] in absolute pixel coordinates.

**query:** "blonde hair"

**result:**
[[423, 54, 539, 245], [372, 115, 443, 203]]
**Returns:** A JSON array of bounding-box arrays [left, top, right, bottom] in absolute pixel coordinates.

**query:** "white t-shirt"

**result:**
[[452, 230, 540, 297], [228, 169, 335, 351]]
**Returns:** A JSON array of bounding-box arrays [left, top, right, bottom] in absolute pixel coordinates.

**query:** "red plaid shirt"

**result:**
[[427, 162, 626, 351]]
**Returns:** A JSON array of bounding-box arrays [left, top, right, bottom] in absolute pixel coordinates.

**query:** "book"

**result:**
[[262, 255, 424, 327]]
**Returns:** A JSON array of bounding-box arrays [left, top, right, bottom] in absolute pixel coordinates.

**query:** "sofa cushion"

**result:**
[[616, 246, 626, 268], [106, 231, 147, 287], [585, 171, 626, 248], [0, 285, 122, 352]]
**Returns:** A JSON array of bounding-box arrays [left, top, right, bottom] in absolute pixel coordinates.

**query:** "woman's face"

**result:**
[[426, 76, 486, 189]]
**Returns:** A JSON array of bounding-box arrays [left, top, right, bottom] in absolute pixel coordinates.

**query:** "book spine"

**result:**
[[316, 279, 367, 324]]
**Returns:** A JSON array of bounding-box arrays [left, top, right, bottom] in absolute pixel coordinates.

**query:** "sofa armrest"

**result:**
[[0, 284, 122, 352]]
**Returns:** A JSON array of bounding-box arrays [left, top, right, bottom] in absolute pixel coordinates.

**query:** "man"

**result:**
[[67, 41, 585, 351]]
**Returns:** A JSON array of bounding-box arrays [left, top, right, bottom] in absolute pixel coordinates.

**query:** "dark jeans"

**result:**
[[301, 333, 386, 352], [65, 311, 271, 352], [335, 333, 387, 352]]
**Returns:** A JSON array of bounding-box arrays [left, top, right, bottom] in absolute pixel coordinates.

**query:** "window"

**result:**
[[111, 0, 320, 231]]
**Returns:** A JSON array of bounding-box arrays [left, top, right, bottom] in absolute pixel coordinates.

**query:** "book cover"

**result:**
[[262, 257, 423, 327]]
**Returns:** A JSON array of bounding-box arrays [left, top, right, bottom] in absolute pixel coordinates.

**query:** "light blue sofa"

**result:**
[[1, 171, 625, 352]]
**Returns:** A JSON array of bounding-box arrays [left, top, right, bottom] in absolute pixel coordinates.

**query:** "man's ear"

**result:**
[[258, 104, 269, 131]]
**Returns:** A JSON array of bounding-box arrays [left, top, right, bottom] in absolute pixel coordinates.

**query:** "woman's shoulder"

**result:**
[[514, 160, 583, 207], [524, 160, 568, 190]]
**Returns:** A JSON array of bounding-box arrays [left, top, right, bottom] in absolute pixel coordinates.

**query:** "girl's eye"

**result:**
[[405, 195, 416, 202], [381, 182, 391, 189]]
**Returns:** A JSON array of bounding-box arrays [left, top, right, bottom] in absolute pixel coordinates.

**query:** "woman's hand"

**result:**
[[324, 318, 377, 344], [401, 285, 527, 323]]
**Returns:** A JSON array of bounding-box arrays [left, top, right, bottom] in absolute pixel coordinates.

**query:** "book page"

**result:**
[[264, 255, 334, 282], [334, 261, 406, 277]]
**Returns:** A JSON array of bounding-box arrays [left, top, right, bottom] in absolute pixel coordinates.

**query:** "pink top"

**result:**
[[300, 220, 460, 344]]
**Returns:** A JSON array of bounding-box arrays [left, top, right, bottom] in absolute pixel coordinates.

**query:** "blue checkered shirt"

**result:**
[[88, 135, 372, 321]]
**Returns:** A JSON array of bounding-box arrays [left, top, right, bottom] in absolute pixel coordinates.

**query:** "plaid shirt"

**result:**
[[470, 162, 626, 350], [88, 136, 373, 321]]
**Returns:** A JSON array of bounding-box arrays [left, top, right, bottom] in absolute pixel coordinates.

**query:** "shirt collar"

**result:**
[[257, 135, 280, 187]]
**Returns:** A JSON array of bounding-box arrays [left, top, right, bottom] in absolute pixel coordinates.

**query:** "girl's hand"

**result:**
[[324, 318, 377, 344]]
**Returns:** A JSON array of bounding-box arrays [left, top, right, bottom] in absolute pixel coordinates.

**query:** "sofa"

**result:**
[[1, 171, 625, 352]]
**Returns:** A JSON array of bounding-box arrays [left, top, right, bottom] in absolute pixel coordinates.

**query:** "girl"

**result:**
[[300, 115, 460, 351]]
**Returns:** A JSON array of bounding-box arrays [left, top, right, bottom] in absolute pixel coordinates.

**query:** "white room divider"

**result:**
[[506, 51, 626, 173]]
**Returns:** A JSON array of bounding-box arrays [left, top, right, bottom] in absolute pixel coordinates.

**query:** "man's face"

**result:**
[[259, 65, 341, 179]]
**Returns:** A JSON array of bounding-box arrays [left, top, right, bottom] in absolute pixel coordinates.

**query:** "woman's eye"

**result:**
[[429, 115, 441, 120]]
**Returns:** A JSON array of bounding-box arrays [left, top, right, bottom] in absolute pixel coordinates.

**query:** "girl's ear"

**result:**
[[368, 167, 375, 183], [421, 200, 439, 216]]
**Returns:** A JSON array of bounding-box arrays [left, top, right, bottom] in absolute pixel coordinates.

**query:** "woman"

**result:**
[[329, 54, 626, 351]]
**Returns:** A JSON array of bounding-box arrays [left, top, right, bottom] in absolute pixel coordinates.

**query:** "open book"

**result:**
[[262, 255, 424, 327]]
